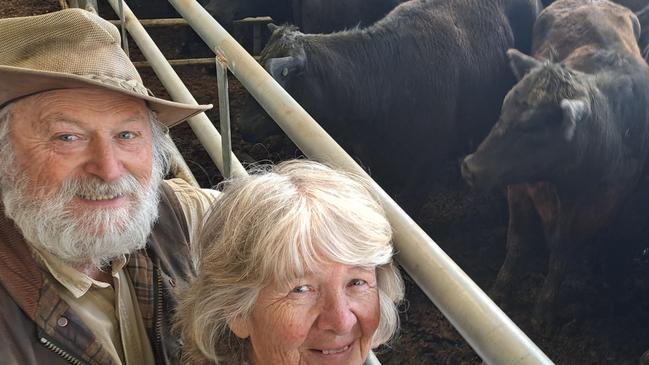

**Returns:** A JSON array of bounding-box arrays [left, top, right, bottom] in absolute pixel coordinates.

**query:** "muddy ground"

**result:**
[[6, 2, 649, 364]]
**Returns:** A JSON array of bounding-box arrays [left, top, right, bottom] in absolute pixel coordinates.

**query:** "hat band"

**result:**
[[80, 72, 153, 97]]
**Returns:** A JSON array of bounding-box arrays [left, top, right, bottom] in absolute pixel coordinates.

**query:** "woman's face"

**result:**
[[230, 261, 381, 364]]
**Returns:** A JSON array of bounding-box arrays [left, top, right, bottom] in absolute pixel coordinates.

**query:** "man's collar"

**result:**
[[30, 245, 127, 298]]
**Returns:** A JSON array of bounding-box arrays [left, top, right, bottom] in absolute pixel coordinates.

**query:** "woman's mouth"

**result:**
[[319, 345, 350, 355]]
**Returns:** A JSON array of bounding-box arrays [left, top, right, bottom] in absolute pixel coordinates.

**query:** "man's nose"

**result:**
[[84, 139, 122, 182], [317, 292, 357, 334]]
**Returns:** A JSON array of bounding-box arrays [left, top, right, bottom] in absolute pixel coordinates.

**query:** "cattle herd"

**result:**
[[238, 0, 540, 214], [203, 0, 649, 361]]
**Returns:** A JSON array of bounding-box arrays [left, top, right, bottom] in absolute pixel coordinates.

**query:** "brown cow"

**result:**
[[461, 0, 649, 328]]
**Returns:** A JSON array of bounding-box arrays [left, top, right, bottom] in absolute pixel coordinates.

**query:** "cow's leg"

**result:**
[[490, 185, 540, 307], [536, 184, 626, 327], [533, 239, 574, 330], [533, 204, 576, 330]]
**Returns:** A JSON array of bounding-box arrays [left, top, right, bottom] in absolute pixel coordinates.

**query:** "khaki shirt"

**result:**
[[30, 178, 219, 365]]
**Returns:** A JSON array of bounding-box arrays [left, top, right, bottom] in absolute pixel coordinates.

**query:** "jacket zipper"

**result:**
[[39, 336, 87, 365], [153, 267, 165, 364]]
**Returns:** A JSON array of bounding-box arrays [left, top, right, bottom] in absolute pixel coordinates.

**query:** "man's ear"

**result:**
[[228, 317, 250, 339]]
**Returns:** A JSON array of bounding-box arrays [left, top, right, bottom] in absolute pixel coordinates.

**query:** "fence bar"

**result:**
[[109, 18, 188, 27], [117, 0, 129, 56], [62, 0, 98, 13], [132, 57, 215, 68], [105, 0, 247, 179], [168, 1, 554, 364], [216, 57, 232, 178]]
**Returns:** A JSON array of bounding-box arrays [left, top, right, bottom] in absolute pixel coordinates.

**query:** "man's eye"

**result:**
[[56, 134, 79, 142], [118, 131, 137, 139]]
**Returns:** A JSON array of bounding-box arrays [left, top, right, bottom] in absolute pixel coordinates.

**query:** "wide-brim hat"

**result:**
[[0, 8, 211, 127]]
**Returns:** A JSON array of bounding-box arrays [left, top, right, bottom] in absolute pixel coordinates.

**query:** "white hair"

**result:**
[[176, 159, 404, 364]]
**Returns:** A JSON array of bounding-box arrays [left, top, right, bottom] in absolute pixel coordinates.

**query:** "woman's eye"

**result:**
[[56, 134, 79, 142], [349, 279, 368, 287], [291, 285, 311, 294]]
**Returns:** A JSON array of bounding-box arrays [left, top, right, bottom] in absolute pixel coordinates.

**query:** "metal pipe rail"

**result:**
[[167, 1, 554, 364], [106, 0, 247, 179], [131, 57, 216, 68], [109, 17, 188, 27]]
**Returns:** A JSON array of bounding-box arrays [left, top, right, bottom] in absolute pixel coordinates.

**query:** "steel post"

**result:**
[[216, 57, 232, 179]]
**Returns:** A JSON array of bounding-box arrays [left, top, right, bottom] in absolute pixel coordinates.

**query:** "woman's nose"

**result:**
[[317, 293, 358, 334]]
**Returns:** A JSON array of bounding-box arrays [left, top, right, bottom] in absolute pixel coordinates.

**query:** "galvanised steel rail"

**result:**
[[166, 0, 555, 364]]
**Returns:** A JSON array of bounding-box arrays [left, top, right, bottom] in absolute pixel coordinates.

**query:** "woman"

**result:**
[[176, 159, 404, 364]]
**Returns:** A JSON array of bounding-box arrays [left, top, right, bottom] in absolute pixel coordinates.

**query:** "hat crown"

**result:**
[[0, 8, 212, 127], [0, 9, 145, 94]]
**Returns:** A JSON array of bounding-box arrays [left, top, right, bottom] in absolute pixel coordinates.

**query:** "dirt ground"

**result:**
[[6, 2, 649, 364]]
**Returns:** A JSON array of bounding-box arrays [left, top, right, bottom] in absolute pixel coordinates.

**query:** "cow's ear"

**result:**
[[267, 23, 279, 32], [265, 50, 306, 87], [560, 99, 590, 141], [507, 49, 541, 80]]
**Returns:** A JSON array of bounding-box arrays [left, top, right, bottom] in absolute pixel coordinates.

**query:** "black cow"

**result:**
[[238, 0, 542, 212], [200, 0, 405, 33], [295, 0, 406, 33], [461, 0, 649, 327]]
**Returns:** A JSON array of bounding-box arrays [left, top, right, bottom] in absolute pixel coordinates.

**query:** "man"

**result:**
[[0, 8, 218, 365]]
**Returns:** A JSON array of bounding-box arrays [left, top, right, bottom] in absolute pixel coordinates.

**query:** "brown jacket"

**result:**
[[0, 182, 196, 365]]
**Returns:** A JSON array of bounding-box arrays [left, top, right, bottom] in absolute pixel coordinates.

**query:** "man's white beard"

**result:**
[[1, 164, 163, 269]]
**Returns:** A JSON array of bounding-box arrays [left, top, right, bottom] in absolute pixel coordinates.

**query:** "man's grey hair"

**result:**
[[148, 109, 176, 178], [175, 159, 405, 364], [0, 105, 13, 177]]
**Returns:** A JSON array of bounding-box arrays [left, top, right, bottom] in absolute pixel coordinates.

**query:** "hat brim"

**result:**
[[0, 65, 212, 127]]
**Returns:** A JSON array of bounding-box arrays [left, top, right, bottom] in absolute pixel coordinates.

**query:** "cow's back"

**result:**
[[533, 0, 642, 63], [375, 0, 536, 129], [297, 0, 407, 33], [399, 0, 540, 152]]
